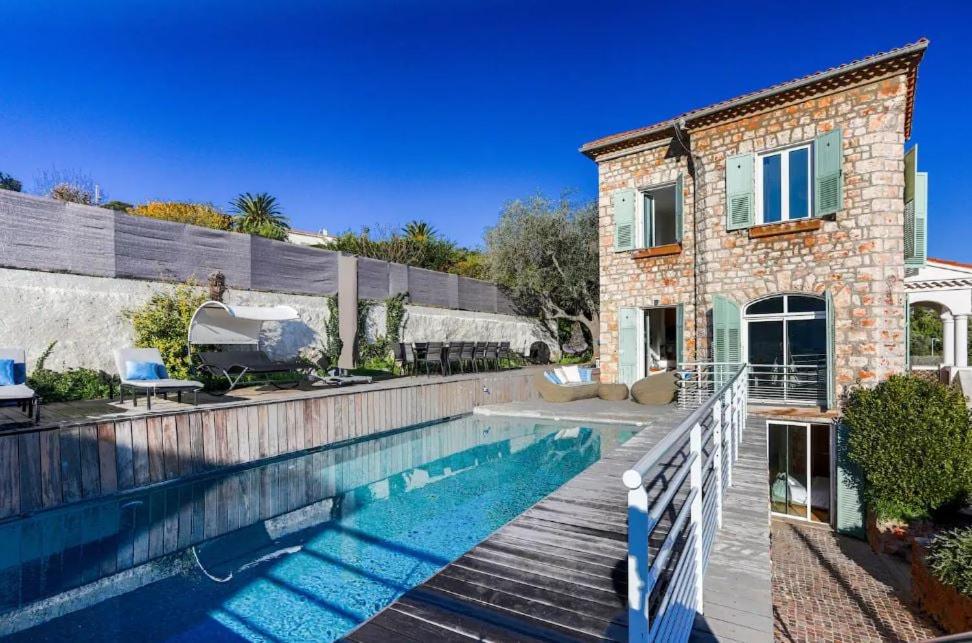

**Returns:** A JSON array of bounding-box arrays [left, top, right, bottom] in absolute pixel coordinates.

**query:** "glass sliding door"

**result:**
[[767, 421, 832, 522]]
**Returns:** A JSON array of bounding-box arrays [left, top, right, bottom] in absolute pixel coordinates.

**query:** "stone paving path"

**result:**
[[771, 519, 941, 642]]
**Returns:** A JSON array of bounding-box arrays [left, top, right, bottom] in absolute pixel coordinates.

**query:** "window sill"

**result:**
[[632, 243, 682, 259], [748, 218, 821, 239]]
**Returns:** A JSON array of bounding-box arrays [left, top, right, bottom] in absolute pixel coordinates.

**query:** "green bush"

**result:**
[[27, 342, 113, 403], [124, 283, 208, 380], [844, 374, 972, 521], [926, 527, 972, 596]]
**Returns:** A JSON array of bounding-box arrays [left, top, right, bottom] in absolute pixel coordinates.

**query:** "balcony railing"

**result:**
[[624, 363, 748, 642], [748, 362, 826, 406]]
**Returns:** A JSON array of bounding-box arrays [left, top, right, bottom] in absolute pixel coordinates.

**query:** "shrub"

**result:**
[[124, 283, 208, 380], [129, 201, 233, 230], [844, 374, 972, 521], [27, 342, 112, 403], [385, 293, 408, 347], [102, 200, 133, 211], [50, 182, 93, 205], [0, 172, 22, 192], [926, 527, 972, 596]]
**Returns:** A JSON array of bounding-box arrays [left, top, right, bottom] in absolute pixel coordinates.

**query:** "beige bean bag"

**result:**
[[631, 372, 677, 405], [534, 372, 599, 403]]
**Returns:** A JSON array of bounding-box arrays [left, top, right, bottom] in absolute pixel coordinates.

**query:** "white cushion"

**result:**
[[554, 367, 568, 383], [122, 378, 202, 390], [0, 384, 35, 400], [562, 365, 582, 383]]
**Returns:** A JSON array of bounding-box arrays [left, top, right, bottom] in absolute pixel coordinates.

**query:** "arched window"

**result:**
[[745, 294, 827, 405]]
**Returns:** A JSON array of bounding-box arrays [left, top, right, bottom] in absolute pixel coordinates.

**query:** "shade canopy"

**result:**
[[188, 301, 299, 346]]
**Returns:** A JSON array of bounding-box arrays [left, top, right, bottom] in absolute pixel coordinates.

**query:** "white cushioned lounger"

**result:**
[[113, 347, 203, 410]]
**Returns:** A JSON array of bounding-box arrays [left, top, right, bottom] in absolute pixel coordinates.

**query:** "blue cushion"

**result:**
[[544, 371, 561, 385], [579, 368, 592, 383], [125, 360, 161, 381], [155, 363, 169, 379], [0, 360, 14, 386], [13, 362, 26, 385]]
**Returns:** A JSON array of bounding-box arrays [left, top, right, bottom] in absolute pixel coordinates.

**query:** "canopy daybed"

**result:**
[[188, 301, 311, 392]]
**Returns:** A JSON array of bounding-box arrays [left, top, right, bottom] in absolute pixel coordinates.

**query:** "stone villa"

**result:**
[[581, 39, 932, 532]]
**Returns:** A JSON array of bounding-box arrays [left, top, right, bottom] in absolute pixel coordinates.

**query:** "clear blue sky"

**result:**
[[1, 1, 968, 257]]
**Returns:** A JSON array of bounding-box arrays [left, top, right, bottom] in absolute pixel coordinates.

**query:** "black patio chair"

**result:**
[[424, 342, 447, 375], [473, 342, 487, 372], [392, 342, 406, 375], [485, 342, 500, 371], [446, 343, 463, 375], [459, 342, 476, 373], [498, 341, 512, 368], [413, 342, 429, 374], [402, 343, 418, 376]]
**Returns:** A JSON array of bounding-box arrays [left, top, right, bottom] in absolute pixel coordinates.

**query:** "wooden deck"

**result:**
[[346, 411, 772, 642]]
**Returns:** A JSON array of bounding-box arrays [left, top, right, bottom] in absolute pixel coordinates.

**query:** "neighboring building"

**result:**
[[906, 257, 972, 376], [287, 227, 336, 247], [582, 39, 930, 532]]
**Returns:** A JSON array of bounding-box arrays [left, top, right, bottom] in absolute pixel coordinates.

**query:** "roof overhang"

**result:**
[[580, 39, 928, 161]]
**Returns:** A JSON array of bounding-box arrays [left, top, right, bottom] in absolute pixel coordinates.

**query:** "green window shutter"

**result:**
[[713, 295, 740, 386], [825, 290, 836, 410], [618, 307, 638, 385], [904, 145, 928, 267], [674, 173, 684, 243], [613, 189, 636, 251], [725, 154, 754, 230], [835, 421, 865, 538], [814, 129, 843, 217], [675, 303, 685, 366]]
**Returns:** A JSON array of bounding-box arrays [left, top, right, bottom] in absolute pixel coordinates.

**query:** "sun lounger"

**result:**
[[114, 347, 203, 410], [0, 348, 39, 424], [197, 350, 310, 392], [310, 370, 373, 387]]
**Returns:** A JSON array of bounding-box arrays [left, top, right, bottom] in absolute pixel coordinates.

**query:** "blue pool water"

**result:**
[[4, 415, 636, 642]]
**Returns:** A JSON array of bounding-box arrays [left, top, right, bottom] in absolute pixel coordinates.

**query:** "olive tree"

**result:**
[[485, 194, 600, 359]]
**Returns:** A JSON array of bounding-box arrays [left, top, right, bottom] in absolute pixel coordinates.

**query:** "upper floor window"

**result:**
[[725, 129, 842, 232], [755, 144, 811, 223], [638, 183, 679, 248], [611, 173, 683, 253]]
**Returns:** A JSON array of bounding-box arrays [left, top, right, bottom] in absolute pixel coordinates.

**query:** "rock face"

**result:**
[[0, 266, 558, 371]]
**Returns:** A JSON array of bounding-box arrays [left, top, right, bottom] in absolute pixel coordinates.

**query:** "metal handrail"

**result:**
[[623, 363, 748, 643]]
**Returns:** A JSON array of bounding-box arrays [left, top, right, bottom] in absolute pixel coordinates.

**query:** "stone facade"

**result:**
[[594, 73, 912, 401]]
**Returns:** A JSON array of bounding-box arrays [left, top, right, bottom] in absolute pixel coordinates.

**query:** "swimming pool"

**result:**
[[2, 415, 636, 641]]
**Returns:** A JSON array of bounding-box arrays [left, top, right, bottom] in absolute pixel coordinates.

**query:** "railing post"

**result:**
[[722, 387, 733, 489], [711, 398, 723, 527], [690, 419, 704, 612], [624, 472, 650, 642]]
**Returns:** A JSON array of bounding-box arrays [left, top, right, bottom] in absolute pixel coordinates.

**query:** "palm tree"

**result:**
[[230, 192, 290, 234], [402, 220, 437, 243]]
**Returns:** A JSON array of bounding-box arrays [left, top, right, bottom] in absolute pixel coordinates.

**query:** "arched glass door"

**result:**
[[745, 294, 827, 405]]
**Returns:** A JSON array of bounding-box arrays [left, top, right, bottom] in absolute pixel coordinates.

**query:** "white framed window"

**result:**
[[636, 182, 678, 248], [755, 143, 812, 224]]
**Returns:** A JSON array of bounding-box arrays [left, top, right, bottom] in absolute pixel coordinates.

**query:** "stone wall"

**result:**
[[596, 74, 910, 398], [0, 267, 555, 372]]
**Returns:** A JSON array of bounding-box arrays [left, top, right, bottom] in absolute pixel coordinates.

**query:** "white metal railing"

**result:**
[[748, 363, 825, 405], [623, 363, 748, 643]]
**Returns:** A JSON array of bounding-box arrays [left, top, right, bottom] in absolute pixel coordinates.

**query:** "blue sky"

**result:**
[[0, 1, 968, 257]]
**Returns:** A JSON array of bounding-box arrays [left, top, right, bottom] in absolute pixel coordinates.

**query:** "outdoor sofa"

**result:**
[[534, 365, 599, 403], [114, 347, 203, 410], [0, 347, 39, 424]]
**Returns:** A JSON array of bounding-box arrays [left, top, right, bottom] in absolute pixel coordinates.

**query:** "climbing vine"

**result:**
[[324, 295, 342, 366], [385, 292, 408, 348]]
